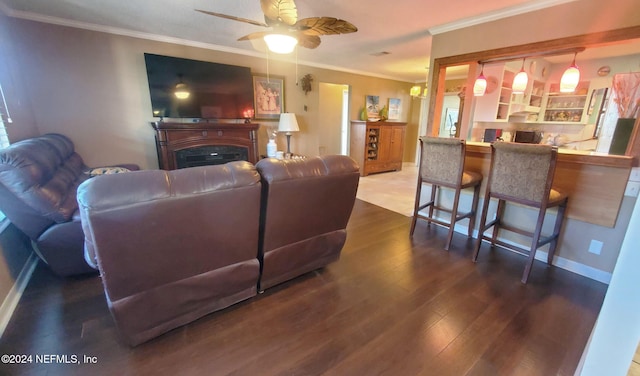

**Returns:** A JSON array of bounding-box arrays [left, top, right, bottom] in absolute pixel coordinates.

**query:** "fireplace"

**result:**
[[151, 121, 259, 170]]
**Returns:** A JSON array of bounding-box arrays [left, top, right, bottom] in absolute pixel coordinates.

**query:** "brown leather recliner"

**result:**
[[77, 162, 262, 346], [0, 133, 138, 276], [256, 155, 360, 290]]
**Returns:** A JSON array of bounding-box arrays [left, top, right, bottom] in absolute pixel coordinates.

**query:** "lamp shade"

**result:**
[[278, 113, 300, 133], [473, 65, 487, 96], [410, 85, 422, 97], [264, 34, 298, 54], [560, 65, 580, 93], [473, 75, 487, 96], [512, 69, 528, 94]]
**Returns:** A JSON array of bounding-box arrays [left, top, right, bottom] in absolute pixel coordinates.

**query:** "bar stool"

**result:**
[[471, 142, 568, 284], [409, 137, 482, 250]]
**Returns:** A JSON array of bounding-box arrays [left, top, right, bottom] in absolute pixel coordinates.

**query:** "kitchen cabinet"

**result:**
[[542, 81, 590, 123], [473, 65, 514, 122], [350, 120, 406, 176], [509, 78, 545, 122]]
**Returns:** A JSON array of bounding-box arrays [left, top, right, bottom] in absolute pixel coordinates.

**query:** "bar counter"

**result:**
[[464, 142, 634, 227]]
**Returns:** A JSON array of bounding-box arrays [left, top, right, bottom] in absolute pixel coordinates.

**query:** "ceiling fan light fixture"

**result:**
[[174, 82, 190, 99], [264, 33, 298, 54]]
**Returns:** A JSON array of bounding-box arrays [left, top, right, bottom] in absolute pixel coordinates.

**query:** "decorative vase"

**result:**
[[360, 107, 367, 121], [267, 139, 277, 158], [609, 118, 636, 155]]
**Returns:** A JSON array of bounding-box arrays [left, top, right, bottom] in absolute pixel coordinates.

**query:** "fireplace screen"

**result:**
[[175, 145, 249, 169]]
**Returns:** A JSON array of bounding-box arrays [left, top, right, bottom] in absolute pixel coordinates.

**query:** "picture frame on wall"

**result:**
[[365, 95, 380, 119], [253, 74, 285, 120], [388, 98, 401, 120]]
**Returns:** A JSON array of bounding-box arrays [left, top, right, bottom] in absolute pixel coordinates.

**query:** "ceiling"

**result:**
[[1, 0, 637, 82]]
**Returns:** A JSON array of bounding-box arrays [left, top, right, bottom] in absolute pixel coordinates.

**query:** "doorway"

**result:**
[[318, 82, 350, 156]]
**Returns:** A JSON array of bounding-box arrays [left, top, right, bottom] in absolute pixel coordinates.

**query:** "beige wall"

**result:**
[[431, 0, 640, 61], [0, 15, 421, 309], [3, 17, 416, 168], [0, 13, 38, 141], [429, 0, 640, 278]]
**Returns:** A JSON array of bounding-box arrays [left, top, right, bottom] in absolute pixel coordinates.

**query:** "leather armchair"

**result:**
[[77, 162, 262, 346], [256, 155, 360, 290], [0, 133, 138, 276]]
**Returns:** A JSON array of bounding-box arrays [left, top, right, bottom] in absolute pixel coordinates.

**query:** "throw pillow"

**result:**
[[86, 166, 131, 177]]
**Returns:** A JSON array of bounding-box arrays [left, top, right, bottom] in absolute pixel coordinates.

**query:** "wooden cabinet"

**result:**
[[350, 120, 406, 176]]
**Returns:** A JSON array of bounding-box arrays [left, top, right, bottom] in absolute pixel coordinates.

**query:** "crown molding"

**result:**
[[3, 7, 412, 83], [428, 0, 577, 35]]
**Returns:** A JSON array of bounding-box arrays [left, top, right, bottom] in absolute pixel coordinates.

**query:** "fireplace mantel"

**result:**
[[151, 121, 260, 170]]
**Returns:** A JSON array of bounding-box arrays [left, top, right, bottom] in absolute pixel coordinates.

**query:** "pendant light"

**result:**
[[473, 63, 487, 96], [411, 66, 429, 98], [560, 53, 580, 93], [512, 59, 528, 94]]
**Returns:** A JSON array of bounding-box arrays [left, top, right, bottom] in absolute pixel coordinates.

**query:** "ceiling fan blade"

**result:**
[[296, 33, 321, 49], [260, 0, 298, 26], [237, 31, 272, 41], [297, 17, 357, 36], [195, 9, 269, 28]]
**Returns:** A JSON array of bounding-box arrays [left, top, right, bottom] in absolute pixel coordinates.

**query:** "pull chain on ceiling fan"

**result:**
[[196, 0, 357, 54]]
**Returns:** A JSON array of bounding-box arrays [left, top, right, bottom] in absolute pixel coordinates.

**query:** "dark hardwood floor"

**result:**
[[0, 200, 607, 376]]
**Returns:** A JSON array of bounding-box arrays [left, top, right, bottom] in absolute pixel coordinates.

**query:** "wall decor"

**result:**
[[388, 98, 401, 120], [301, 74, 313, 95], [253, 74, 285, 120], [365, 95, 380, 120]]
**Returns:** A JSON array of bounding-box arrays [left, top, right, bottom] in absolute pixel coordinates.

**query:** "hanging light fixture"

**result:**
[[264, 33, 298, 54], [174, 74, 190, 99], [473, 63, 487, 96], [560, 52, 580, 93], [410, 85, 422, 97], [512, 59, 528, 94], [411, 66, 429, 98]]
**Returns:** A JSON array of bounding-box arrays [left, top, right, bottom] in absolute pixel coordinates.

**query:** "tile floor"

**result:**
[[355, 162, 418, 217]]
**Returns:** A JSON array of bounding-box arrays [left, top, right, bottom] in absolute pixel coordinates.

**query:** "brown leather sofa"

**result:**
[[77, 155, 359, 346], [77, 162, 262, 346], [0, 133, 138, 276], [255, 155, 360, 290]]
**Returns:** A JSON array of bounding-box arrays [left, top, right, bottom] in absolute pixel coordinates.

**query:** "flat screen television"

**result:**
[[144, 53, 254, 120]]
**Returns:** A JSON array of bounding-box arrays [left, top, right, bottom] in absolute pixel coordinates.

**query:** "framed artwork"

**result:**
[[253, 74, 284, 120], [365, 95, 380, 119], [388, 98, 401, 120]]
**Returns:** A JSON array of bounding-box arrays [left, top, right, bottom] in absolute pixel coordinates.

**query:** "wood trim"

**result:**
[[428, 25, 640, 165], [464, 143, 632, 227]]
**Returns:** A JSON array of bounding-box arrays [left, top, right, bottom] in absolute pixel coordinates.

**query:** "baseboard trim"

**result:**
[[0, 254, 38, 338], [443, 219, 614, 284]]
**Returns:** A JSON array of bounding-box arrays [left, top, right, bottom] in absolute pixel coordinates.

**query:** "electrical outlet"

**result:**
[[588, 239, 603, 255], [626, 181, 640, 197]]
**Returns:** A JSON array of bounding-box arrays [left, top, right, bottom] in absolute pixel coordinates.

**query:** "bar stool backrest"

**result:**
[[489, 142, 557, 205], [419, 137, 465, 187]]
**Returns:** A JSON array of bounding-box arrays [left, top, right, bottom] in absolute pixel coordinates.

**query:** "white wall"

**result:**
[[578, 195, 640, 375]]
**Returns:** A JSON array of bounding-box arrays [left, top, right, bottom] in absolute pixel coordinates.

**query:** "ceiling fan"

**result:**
[[196, 0, 357, 54]]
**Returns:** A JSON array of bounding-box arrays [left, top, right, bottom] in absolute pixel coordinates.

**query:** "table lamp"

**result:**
[[278, 113, 299, 155]]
